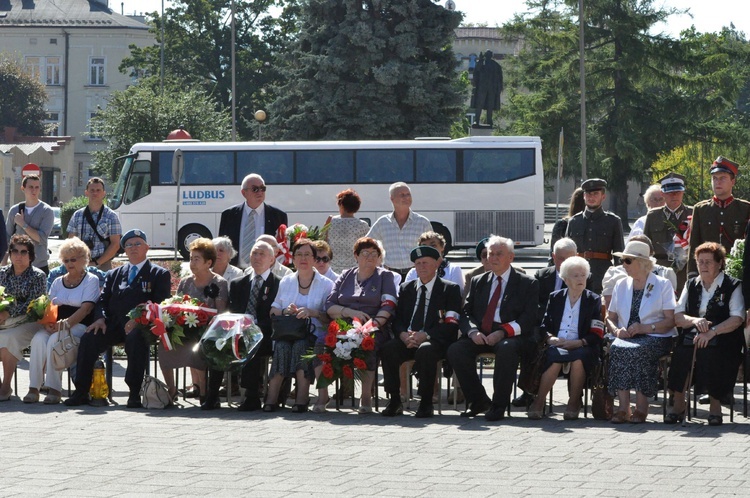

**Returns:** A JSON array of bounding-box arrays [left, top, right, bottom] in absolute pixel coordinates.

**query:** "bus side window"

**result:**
[[464, 149, 535, 183], [356, 150, 413, 183], [124, 174, 151, 204], [237, 151, 293, 184], [416, 150, 456, 183], [297, 150, 353, 184]]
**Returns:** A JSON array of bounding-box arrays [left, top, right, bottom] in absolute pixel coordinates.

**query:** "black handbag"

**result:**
[[271, 314, 314, 342], [682, 327, 718, 347]]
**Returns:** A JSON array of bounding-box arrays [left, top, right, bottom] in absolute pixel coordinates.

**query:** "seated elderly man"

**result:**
[[64, 229, 171, 408], [446, 235, 539, 421], [380, 245, 462, 418]]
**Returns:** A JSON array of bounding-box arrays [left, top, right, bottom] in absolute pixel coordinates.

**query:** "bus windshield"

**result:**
[[109, 156, 133, 210]]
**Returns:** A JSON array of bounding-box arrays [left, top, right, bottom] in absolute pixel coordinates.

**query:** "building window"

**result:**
[[44, 112, 61, 136], [89, 57, 106, 85], [24, 56, 42, 82], [87, 112, 103, 140], [45, 56, 62, 85], [23, 56, 63, 85]]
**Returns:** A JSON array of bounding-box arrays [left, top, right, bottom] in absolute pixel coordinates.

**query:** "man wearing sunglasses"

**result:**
[[565, 178, 624, 294], [219, 173, 288, 270]]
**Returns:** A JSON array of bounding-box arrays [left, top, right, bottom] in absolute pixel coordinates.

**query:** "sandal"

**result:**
[[527, 410, 543, 420], [183, 384, 200, 399], [291, 403, 309, 413], [663, 412, 684, 425], [707, 414, 723, 426], [611, 410, 629, 424], [629, 410, 647, 424], [263, 403, 276, 412]]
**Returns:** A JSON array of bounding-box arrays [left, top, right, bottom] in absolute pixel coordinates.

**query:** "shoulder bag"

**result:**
[[51, 320, 80, 371], [271, 314, 314, 342]]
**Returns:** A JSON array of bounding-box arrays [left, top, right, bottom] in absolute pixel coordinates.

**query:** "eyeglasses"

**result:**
[[124, 242, 144, 249], [622, 258, 633, 265], [244, 185, 267, 193], [63, 258, 78, 264], [359, 250, 379, 259], [9, 248, 29, 255], [315, 256, 331, 263]]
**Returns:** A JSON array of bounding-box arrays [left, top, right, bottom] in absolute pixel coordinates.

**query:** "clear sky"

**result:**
[[118, 0, 748, 38]]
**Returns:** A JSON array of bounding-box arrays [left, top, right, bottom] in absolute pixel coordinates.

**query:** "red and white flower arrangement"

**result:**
[[128, 295, 217, 350], [306, 317, 377, 389]]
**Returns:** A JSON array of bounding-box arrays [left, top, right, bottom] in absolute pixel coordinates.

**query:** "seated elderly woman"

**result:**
[[266, 238, 334, 413], [211, 236, 244, 283], [527, 256, 604, 420], [665, 242, 745, 426], [0, 234, 47, 400], [325, 236, 398, 413], [606, 240, 677, 424], [26, 237, 100, 404]]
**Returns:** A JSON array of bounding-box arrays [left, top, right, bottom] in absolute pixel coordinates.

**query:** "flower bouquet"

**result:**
[[27, 295, 57, 324], [275, 223, 329, 266], [0, 286, 14, 313], [128, 295, 217, 350], [726, 239, 744, 280], [199, 313, 263, 371], [305, 317, 377, 390]]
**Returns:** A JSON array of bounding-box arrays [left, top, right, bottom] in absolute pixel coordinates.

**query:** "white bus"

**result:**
[[109, 136, 544, 258]]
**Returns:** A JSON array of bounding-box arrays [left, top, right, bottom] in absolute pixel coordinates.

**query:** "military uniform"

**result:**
[[565, 207, 624, 294], [688, 197, 750, 276]]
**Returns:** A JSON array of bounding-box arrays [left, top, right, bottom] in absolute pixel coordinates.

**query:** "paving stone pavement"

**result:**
[[2, 358, 750, 497]]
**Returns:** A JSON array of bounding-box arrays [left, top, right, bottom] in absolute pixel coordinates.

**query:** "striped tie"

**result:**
[[246, 275, 263, 317], [240, 209, 257, 266]]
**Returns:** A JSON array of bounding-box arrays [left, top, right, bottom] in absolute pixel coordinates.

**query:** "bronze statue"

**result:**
[[471, 50, 503, 127]]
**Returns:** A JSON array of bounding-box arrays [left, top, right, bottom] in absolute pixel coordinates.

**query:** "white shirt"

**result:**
[[405, 261, 464, 294], [557, 295, 581, 341], [240, 202, 266, 247], [366, 209, 432, 269]]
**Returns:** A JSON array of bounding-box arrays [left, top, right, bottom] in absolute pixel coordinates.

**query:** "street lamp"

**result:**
[[579, 0, 587, 180], [231, 0, 237, 141], [255, 110, 267, 141]]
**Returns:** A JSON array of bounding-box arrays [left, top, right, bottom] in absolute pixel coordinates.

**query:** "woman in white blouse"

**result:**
[[266, 238, 334, 413], [606, 241, 676, 424]]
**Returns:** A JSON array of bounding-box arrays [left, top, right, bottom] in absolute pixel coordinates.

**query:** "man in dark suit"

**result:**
[[219, 173, 288, 269], [201, 239, 280, 411], [446, 235, 539, 421], [64, 229, 171, 408], [380, 246, 462, 418]]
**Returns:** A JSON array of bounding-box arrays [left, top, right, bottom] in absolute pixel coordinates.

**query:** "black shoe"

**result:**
[[460, 397, 492, 418], [415, 401, 434, 418], [485, 405, 506, 421], [200, 396, 221, 410], [126, 395, 142, 409], [381, 398, 404, 417], [511, 392, 533, 408], [663, 412, 685, 425], [237, 397, 262, 412], [63, 391, 89, 407], [707, 414, 723, 426], [290, 403, 309, 413], [263, 403, 276, 412]]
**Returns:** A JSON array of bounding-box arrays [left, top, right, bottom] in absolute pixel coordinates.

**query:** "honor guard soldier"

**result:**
[[643, 172, 692, 292], [565, 178, 624, 294], [688, 157, 750, 278]]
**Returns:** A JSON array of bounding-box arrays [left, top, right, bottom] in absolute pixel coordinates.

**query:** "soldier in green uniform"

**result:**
[[643, 172, 692, 292], [565, 178, 624, 294], [688, 156, 750, 278]]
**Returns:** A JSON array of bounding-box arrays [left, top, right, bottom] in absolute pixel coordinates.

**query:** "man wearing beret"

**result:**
[[689, 156, 750, 278], [565, 178, 624, 294], [643, 172, 692, 292], [447, 235, 539, 421], [381, 246, 462, 418], [65, 229, 172, 408]]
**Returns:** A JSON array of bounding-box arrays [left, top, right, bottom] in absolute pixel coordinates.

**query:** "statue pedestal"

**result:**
[[470, 125, 494, 137]]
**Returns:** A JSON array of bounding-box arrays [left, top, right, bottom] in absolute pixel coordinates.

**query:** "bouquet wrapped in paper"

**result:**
[[275, 223, 329, 266], [128, 295, 217, 350], [0, 286, 15, 313], [27, 295, 57, 324], [199, 313, 263, 371]]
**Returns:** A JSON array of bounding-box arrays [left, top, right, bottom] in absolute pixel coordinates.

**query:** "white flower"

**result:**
[[183, 312, 199, 328], [160, 312, 174, 327]]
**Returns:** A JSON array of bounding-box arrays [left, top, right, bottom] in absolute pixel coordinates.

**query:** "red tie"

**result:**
[[481, 277, 502, 334]]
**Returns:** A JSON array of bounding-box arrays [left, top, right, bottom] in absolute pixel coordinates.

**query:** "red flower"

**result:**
[[196, 310, 209, 325], [322, 363, 334, 378], [325, 334, 337, 348], [342, 365, 353, 379], [318, 353, 332, 363], [361, 335, 375, 351], [183, 295, 191, 302], [176, 315, 186, 325], [300, 231, 307, 239], [353, 358, 367, 370], [328, 321, 340, 334]]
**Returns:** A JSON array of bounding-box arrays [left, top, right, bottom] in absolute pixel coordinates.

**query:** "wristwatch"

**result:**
[[710, 326, 716, 333], [424, 332, 431, 340], [22, 223, 28, 229]]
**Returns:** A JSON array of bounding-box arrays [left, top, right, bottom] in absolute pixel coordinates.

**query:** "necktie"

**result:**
[[128, 265, 138, 286], [246, 275, 263, 317], [240, 209, 257, 266], [481, 277, 502, 334], [410, 285, 427, 332]]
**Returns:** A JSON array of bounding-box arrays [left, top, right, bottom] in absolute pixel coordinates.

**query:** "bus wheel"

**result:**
[[178, 224, 212, 260], [431, 222, 453, 253]]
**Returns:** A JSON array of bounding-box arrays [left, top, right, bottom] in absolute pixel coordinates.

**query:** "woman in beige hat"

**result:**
[[606, 240, 676, 424]]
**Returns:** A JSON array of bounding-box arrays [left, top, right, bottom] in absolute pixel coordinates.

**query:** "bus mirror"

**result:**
[[172, 149, 184, 183]]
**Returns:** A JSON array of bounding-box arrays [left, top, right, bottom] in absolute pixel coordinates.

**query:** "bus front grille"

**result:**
[[454, 210, 536, 245]]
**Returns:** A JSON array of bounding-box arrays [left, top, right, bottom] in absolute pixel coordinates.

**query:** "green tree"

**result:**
[[502, 1, 750, 224], [269, 0, 466, 140], [120, 0, 299, 139], [0, 56, 48, 135], [90, 77, 231, 181]]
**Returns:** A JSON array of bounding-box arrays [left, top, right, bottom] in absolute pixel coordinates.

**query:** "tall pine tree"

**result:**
[[270, 0, 465, 140]]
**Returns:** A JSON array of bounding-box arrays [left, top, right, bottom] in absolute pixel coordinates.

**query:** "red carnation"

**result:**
[[361, 335, 375, 351], [322, 363, 334, 378], [318, 353, 332, 363], [353, 358, 367, 370], [325, 334, 337, 348], [328, 321, 340, 334], [342, 365, 353, 379]]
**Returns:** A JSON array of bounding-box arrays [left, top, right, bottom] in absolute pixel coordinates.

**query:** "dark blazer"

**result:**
[[219, 202, 288, 265], [98, 260, 172, 331], [539, 288, 604, 348], [460, 267, 539, 339], [228, 271, 280, 338], [393, 277, 462, 349]]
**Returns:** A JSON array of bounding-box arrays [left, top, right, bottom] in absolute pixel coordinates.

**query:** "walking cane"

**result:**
[[681, 343, 699, 427]]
